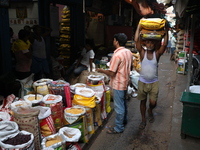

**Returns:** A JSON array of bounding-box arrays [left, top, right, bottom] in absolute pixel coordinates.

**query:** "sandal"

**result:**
[[106, 127, 122, 134], [139, 122, 146, 130], [149, 116, 154, 123], [148, 109, 154, 123]]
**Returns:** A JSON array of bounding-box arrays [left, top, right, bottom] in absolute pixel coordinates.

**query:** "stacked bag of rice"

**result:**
[[139, 18, 166, 40]]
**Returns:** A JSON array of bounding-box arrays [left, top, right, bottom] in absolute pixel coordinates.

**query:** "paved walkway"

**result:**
[[86, 53, 200, 150]]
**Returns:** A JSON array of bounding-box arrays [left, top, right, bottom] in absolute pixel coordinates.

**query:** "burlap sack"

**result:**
[[13, 107, 41, 150]]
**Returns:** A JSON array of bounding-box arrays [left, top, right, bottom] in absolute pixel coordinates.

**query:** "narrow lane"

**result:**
[[88, 53, 178, 150]]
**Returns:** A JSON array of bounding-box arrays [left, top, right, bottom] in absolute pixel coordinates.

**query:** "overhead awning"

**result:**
[[174, 0, 189, 18], [174, 0, 200, 18]]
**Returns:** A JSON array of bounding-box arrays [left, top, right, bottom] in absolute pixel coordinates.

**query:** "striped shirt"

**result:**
[[109, 47, 133, 90]]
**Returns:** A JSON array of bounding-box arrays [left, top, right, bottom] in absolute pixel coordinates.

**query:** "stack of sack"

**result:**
[[139, 18, 166, 41], [0, 75, 113, 149], [175, 29, 185, 61]]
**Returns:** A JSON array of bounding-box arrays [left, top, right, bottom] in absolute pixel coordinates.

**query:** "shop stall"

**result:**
[[0, 75, 113, 149]]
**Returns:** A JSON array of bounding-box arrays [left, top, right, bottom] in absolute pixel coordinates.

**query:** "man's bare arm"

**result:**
[[157, 27, 169, 55], [96, 68, 116, 77], [134, 23, 143, 53]]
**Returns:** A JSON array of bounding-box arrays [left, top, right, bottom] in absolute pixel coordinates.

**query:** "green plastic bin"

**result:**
[[180, 92, 200, 139]]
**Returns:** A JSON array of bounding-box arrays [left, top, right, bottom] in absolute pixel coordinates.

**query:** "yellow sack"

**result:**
[[139, 18, 166, 30], [73, 95, 96, 108]]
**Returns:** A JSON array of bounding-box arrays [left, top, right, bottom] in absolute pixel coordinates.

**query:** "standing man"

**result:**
[[170, 32, 177, 61], [96, 33, 133, 134], [12, 29, 32, 80], [134, 23, 168, 130], [30, 25, 52, 81]]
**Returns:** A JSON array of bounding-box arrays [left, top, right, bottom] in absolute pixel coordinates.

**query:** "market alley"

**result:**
[[86, 53, 200, 150]]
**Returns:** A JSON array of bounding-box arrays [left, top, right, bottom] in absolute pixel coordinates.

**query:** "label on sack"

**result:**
[[65, 115, 79, 124]]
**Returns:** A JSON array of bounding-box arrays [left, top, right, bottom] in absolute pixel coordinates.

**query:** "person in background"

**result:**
[[74, 39, 95, 76], [30, 25, 52, 81], [170, 32, 177, 61], [134, 23, 168, 130], [11, 29, 32, 80], [24, 25, 32, 33], [96, 33, 133, 134]]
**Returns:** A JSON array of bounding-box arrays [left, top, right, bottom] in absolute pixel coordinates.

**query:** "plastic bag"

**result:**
[[10, 100, 32, 111], [24, 94, 43, 106], [65, 115, 89, 143], [48, 80, 71, 108], [75, 88, 95, 98], [0, 130, 34, 150], [189, 85, 200, 94], [0, 121, 18, 139], [73, 95, 96, 108], [139, 18, 166, 30], [42, 94, 64, 132], [35, 106, 56, 137], [16, 73, 34, 98], [64, 106, 86, 125], [130, 70, 140, 89], [41, 133, 66, 149], [0, 112, 11, 121], [59, 127, 81, 142]]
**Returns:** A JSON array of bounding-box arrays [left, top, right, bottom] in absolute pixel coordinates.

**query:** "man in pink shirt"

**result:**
[[96, 33, 133, 134]]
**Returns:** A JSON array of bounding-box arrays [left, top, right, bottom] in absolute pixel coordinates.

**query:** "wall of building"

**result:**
[[9, 2, 38, 38]]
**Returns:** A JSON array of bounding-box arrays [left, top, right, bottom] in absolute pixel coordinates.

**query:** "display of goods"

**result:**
[[66, 142, 82, 150], [10, 100, 32, 111], [73, 95, 96, 108], [75, 87, 95, 98], [105, 87, 111, 113], [93, 103, 102, 126], [177, 58, 186, 74], [17, 74, 34, 98], [78, 70, 109, 84], [48, 80, 71, 108], [24, 94, 43, 106], [87, 75, 105, 85], [65, 115, 89, 143], [87, 75, 106, 99], [70, 83, 86, 94], [84, 107, 95, 134], [64, 106, 86, 125], [33, 78, 53, 95], [100, 92, 107, 120], [0, 112, 11, 121], [13, 107, 41, 150], [139, 18, 166, 30], [35, 106, 56, 137], [42, 94, 64, 132], [41, 133, 65, 149], [0, 130, 34, 150], [59, 127, 81, 142], [0, 121, 18, 139]]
